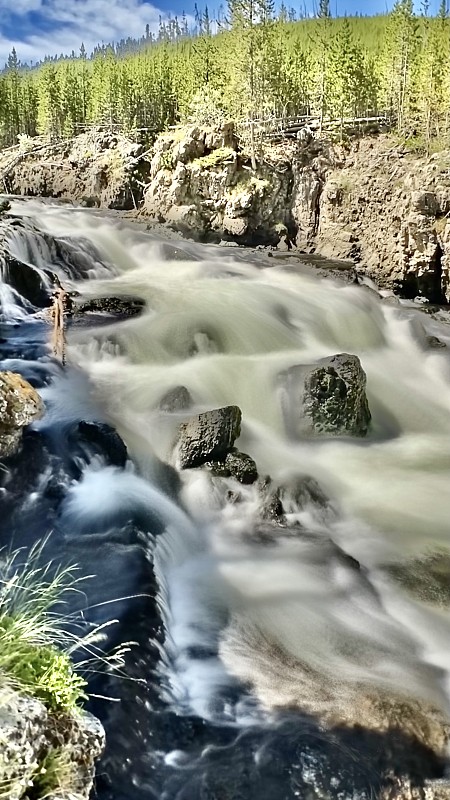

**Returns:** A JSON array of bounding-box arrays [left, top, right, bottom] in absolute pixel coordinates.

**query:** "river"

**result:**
[[1, 197, 450, 800]]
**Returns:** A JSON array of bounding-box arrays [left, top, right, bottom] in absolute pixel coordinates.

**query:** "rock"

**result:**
[[159, 385, 193, 412], [80, 195, 100, 208], [71, 421, 128, 469], [74, 295, 145, 317], [224, 449, 258, 484], [411, 191, 440, 216], [281, 354, 371, 438], [0, 691, 104, 800], [257, 476, 286, 524], [1, 254, 50, 308], [426, 335, 446, 349], [0, 371, 44, 457], [278, 474, 333, 515], [176, 405, 241, 469], [207, 449, 258, 484]]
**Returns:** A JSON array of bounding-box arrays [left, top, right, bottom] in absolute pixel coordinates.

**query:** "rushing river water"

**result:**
[[1, 198, 450, 800]]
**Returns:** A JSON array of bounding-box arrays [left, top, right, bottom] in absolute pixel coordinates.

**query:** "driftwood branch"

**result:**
[[49, 283, 72, 366]]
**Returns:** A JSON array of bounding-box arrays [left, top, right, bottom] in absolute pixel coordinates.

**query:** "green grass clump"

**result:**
[[28, 748, 82, 800], [0, 538, 133, 714], [0, 542, 88, 712]]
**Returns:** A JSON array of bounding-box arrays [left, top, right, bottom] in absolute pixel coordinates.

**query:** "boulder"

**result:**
[[224, 449, 258, 484], [71, 421, 128, 469], [159, 385, 193, 413], [0, 691, 104, 800], [280, 353, 371, 438], [1, 255, 50, 308], [176, 405, 241, 469], [207, 449, 258, 484], [0, 371, 44, 457]]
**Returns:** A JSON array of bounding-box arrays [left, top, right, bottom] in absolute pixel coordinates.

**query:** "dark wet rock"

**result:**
[[224, 449, 258, 484], [426, 335, 446, 349], [281, 353, 371, 438], [207, 448, 258, 484], [176, 405, 241, 469], [70, 421, 128, 469], [2, 255, 50, 308], [159, 385, 193, 412], [258, 476, 286, 524], [80, 195, 101, 208], [0, 371, 44, 457], [75, 295, 145, 318]]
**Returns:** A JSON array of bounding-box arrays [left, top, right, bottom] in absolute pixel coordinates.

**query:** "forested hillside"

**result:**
[[1, 0, 450, 152]]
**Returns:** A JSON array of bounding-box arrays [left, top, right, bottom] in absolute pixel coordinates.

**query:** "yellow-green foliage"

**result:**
[[1, 9, 450, 149], [192, 147, 235, 168], [225, 174, 270, 198]]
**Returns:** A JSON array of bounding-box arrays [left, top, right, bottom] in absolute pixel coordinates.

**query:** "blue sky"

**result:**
[[0, 0, 445, 66]]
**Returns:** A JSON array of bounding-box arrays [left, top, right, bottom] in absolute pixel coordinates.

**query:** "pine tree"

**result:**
[[328, 18, 368, 136], [438, 0, 448, 21], [381, 0, 418, 135], [318, 0, 331, 18]]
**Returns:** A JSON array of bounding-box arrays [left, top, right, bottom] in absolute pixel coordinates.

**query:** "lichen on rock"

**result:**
[[0, 371, 44, 458]]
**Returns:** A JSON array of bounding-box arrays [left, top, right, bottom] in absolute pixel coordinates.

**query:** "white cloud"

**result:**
[[0, 0, 174, 65]]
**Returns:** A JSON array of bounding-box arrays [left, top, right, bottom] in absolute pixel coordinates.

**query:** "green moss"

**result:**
[[192, 147, 235, 169]]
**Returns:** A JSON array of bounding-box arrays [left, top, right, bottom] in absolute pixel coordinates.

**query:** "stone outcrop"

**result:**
[[142, 123, 294, 245], [0, 690, 104, 800], [4, 126, 450, 301], [175, 405, 242, 468], [0, 130, 146, 210], [0, 371, 44, 457], [141, 127, 450, 302], [280, 353, 371, 438]]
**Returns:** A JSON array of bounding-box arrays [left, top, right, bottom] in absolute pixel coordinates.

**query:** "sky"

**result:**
[[0, 0, 445, 66]]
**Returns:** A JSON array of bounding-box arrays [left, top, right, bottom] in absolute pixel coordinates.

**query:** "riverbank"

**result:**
[[2, 126, 450, 305]]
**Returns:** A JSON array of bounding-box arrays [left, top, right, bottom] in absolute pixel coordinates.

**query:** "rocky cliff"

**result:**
[[141, 127, 450, 303], [3, 125, 450, 303]]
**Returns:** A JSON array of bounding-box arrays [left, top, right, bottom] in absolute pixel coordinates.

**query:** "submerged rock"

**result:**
[[1, 253, 50, 308], [159, 385, 193, 413], [0, 371, 44, 457], [0, 690, 104, 800], [281, 353, 371, 438], [71, 421, 128, 469], [176, 405, 241, 468]]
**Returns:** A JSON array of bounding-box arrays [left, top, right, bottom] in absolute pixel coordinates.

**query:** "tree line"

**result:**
[[1, 0, 450, 153]]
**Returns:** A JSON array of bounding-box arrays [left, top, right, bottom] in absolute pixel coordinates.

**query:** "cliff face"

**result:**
[[3, 125, 450, 302], [142, 127, 450, 303], [314, 137, 450, 303]]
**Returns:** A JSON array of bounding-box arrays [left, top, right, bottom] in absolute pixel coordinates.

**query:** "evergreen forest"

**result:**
[[1, 0, 450, 151]]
